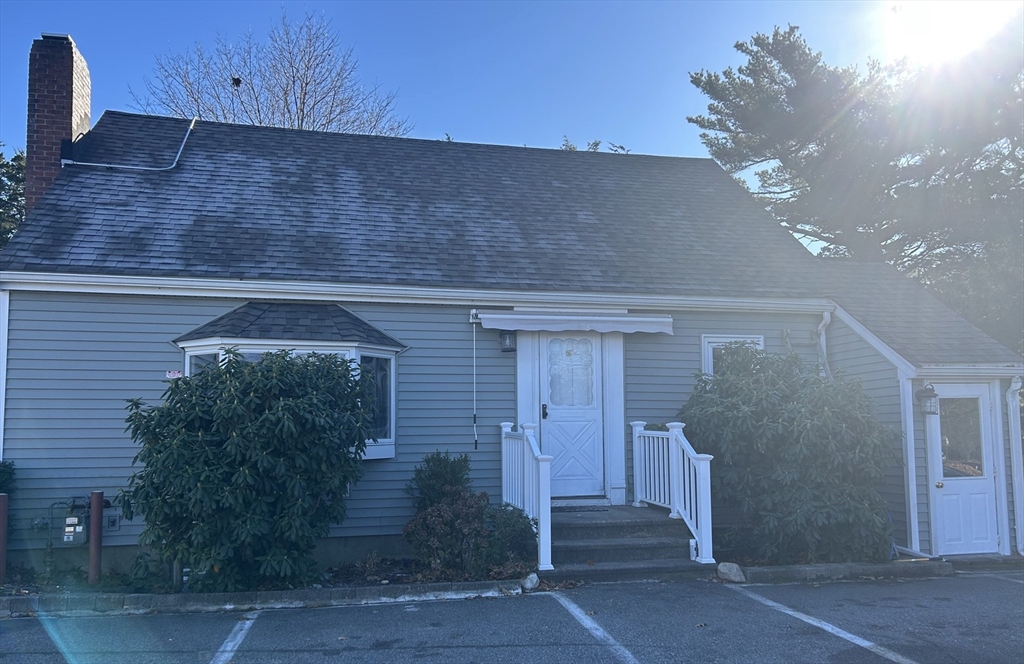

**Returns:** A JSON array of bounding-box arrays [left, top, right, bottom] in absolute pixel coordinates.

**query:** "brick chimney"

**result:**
[[25, 33, 91, 215]]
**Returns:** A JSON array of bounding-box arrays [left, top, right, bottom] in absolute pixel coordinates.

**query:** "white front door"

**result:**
[[540, 332, 604, 497], [928, 384, 999, 555]]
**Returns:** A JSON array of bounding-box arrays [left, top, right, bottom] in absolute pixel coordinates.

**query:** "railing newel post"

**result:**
[[537, 453, 553, 571], [630, 422, 647, 507], [695, 453, 715, 564], [666, 423, 685, 520]]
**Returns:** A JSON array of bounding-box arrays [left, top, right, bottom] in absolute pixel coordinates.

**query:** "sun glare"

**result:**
[[880, 1, 1023, 65]]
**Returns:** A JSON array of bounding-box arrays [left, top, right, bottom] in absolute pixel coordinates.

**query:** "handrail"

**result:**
[[630, 421, 715, 564], [500, 422, 553, 571]]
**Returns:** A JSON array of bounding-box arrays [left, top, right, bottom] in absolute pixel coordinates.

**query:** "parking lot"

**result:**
[[2, 570, 1022, 663]]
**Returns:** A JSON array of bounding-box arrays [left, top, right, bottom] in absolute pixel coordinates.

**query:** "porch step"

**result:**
[[552, 536, 692, 564], [539, 558, 713, 584], [547, 505, 707, 579]]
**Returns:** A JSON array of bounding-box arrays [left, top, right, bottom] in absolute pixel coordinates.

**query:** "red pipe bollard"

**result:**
[[88, 491, 102, 585], [0, 493, 8, 585]]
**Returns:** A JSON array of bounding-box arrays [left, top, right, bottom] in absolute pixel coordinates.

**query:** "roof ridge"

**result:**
[[93, 110, 715, 162]]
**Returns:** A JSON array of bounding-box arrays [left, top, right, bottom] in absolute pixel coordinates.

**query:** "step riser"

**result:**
[[553, 543, 689, 565], [553, 522, 693, 541]]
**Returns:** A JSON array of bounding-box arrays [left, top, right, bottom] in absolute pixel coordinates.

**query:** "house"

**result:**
[[1, 34, 1021, 571]]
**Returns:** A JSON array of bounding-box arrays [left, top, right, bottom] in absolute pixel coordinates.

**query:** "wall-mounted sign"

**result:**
[[166, 370, 183, 379]]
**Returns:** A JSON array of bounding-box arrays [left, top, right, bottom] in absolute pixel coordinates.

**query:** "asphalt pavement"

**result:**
[[2, 569, 1022, 663]]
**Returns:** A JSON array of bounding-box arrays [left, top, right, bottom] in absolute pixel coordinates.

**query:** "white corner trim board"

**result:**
[[898, 370, 920, 552], [1006, 376, 1024, 555]]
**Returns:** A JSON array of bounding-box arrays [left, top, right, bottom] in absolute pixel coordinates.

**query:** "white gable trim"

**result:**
[[832, 305, 917, 377], [0, 271, 833, 314], [477, 311, 673, 334]]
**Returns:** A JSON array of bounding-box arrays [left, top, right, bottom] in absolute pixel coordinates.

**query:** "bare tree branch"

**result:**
[[130, 11, 411, 137]]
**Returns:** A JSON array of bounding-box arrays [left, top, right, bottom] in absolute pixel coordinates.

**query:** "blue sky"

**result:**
[[0, 1, 1014, 157]]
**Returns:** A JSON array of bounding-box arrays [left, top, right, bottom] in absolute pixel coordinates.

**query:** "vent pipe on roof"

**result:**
[[60, 117, 198, 171]]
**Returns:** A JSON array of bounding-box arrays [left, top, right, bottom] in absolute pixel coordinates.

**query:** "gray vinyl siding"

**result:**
[[827, 318, 910, 547], [331, 304, 514, 537], [2, 292, 514, 548], [3, 291, 243, 549], [623, 310, 823, 501]]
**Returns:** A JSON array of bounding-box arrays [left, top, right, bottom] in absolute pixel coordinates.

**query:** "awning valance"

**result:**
[[476, 311, 673, 335]]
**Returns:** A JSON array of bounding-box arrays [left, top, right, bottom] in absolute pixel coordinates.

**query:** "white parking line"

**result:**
[[728, 585, 919, 664], [956, 571, 1024, 584], [209, 610, 260, 664], [551, 592, 640, 664]]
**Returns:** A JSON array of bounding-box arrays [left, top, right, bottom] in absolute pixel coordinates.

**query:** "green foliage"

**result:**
[[117, 349, 373, 591], [403, 452, 536, 580], [0, 144, 25, 250], [0, 460, 14, 494], [405, 451, 472, 512], [678, 344, 898, 564], [688, 24, 1023, 354]]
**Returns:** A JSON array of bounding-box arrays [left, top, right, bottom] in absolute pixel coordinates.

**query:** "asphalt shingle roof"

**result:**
[[174, 302, 405, 348], [2, 111, 1019, 368]]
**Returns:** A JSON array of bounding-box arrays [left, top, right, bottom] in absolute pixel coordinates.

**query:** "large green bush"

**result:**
[[403, 452, 536, 580], [118, 349, 374, 591], [678, 344, 897, 564]]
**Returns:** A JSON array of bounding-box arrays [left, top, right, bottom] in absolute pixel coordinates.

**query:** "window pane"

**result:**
[[188, 353, 218, 375], [361, 356, 391, 440], [711, 346, 726, 373], [940, 397, 984, 478]]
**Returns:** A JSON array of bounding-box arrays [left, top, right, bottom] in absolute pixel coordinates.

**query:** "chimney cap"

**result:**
[[40, 33, 75, 44]]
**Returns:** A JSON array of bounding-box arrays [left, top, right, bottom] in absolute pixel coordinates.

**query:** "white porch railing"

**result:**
[[500, 422, 553, 571], [630, 421, 715, 564]]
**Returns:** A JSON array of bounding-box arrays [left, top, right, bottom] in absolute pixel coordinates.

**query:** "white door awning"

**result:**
[[476, 311, 673, 334]]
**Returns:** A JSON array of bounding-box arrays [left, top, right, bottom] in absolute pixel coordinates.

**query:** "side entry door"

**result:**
[[928, 384, 999, 555]]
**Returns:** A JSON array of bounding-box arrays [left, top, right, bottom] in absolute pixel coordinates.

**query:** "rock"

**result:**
[[521, 573, 540, 591], [717, 562, 746, 583]]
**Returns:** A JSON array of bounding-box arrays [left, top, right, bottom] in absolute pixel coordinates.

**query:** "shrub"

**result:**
[[403, 452, 536, 580], [405, 451, 472, 512], [118, 349, 374, 591], [0, 460, 14, 494], [678, 344, 897, 564]]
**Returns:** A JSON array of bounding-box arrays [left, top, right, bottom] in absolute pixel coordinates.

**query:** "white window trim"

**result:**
[[178, 338, 398, 460], [701, 334, 765, 374]]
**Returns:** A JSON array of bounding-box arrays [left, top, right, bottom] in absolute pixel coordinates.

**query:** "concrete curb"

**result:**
[[0, 579, 526, 619], [720, 560, 955, 584]]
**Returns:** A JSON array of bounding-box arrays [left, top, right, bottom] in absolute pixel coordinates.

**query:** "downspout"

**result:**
[[0, 291, 8, 460], [470, 309, 479, 450], [816, 311, 832, 378], [1006, 376, 1023, 554], [61, 117, 197, 171]]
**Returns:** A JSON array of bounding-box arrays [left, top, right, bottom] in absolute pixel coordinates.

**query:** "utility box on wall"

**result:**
[[61, 507, 89, 546]]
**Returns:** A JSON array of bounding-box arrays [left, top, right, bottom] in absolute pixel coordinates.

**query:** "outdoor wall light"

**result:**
[[499, 330, 517, 353], [915, 383, 939, 415]]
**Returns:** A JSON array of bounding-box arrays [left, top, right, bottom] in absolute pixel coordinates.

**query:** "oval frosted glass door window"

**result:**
[[939, 397, 984, 478]]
